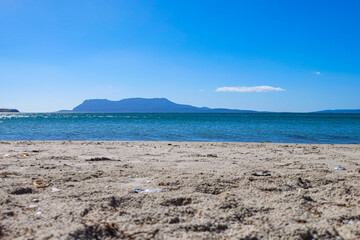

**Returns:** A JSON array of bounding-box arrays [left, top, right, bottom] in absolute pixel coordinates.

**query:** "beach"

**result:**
[[0, 141, 359, 239]]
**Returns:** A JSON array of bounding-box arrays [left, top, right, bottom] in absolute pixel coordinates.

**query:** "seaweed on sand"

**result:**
[[0, 224, 4, 238], [67, 222, 120, 240], [67, 222, 159, 240]]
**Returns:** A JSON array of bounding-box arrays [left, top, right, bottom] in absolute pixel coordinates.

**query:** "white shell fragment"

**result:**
[[334, 166, 346, 170], [51, 187, 61, 192]]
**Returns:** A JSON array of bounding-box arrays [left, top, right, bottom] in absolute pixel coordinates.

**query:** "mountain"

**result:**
[[314, 109, 360, 113], [59, 98, 257, 113], [0, 108, 19, 113]]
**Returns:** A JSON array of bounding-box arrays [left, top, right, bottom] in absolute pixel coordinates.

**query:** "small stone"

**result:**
[[130, 188, 144, 193], [169, 217, 180, 224], [33, 199, 39, 203], [3, 210, 14, 216], [252, 170, 271, 176], [51, 187, 61, 192], [28, 205, 37, 209], [206, 154, 218, 158]]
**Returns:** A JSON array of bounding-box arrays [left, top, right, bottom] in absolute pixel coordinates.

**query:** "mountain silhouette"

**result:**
[[58, 98, 360, 113], [59, 98, 257, 113], [0, 108, 19, 113]]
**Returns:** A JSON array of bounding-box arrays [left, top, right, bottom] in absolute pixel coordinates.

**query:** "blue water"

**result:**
[[0, 113, 359, 144]]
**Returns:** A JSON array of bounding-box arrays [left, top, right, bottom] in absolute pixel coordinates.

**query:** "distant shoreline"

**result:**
[[2, 111, 360, 114], [0, 141, 357, 146]]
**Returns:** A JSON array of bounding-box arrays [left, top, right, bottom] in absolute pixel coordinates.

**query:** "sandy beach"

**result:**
[[0, 141, 359, 239]]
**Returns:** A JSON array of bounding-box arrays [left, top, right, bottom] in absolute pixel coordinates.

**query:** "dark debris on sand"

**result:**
[[85, 157, 113, 162]]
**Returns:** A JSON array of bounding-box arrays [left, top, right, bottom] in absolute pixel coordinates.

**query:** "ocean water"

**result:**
[[0, 113, 359, 144]]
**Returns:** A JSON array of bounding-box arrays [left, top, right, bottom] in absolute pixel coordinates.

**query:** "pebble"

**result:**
[[33, 199, 39, 203], [3, 210, 14, 216], [51, 187, 61, 192], [252, 170, 271, 176]]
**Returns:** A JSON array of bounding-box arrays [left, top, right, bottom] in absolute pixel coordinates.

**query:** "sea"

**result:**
[[0, 113, 359, 144]]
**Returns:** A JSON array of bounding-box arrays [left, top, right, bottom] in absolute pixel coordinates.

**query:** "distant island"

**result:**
[[58, 98, 360, 113], [59, 98, 257, 113], [0, 108, 19, 113], [314, 109, 360, 113]]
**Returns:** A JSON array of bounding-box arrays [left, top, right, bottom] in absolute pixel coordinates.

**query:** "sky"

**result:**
[[1, 0, 360, 112]]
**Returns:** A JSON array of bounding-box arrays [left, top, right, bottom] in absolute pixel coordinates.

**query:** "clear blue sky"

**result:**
[[1, 0, 359, 112]]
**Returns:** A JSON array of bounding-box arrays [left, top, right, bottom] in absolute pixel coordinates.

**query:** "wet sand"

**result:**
[[0, 141, 360, 239]]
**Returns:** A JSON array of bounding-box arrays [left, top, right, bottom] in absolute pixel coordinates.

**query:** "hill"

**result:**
[[59, 98, 256, 113], [0, 108, 19, 113]]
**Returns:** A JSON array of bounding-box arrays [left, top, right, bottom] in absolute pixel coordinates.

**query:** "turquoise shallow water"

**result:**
[[0, 113, 359, 143]]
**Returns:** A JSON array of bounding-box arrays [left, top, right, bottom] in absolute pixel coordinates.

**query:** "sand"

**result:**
[[0, 141, 360, 239]]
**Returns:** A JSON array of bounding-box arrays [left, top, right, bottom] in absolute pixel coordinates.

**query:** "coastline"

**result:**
[[1, 141, 359, 239]]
